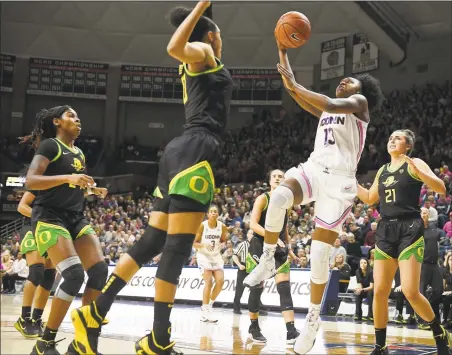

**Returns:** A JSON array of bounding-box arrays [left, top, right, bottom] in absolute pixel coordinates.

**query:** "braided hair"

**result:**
[[20, 105, 72, 149]]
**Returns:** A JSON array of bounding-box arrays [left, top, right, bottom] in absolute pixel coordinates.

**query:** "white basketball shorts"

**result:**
[[285, 159, 357, 234], [197, 253, 224, 275]]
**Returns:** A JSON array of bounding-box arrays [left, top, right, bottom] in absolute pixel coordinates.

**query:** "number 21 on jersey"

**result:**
[[323, 128, 335, 146], [385, 189, 396, 203]]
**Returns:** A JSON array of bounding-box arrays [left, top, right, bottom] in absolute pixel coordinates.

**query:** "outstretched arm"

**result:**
[[403, 155, 446, 194], [277, 45, 322, 119], [277, 64, 368, 114], [167, 1, 214, 65]]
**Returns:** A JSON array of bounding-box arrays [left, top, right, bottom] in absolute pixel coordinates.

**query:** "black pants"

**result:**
[[442, 295, 452, 322], [355, 290, 373, 318], [420, 263, 443, 320], [2, 273, 26, 291], [233, 268, 247, 310], [395, 291, 414, 315]]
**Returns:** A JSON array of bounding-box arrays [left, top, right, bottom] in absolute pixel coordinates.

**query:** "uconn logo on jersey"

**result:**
[[204, 234, 219, 240], [320, 115, 346, 126]]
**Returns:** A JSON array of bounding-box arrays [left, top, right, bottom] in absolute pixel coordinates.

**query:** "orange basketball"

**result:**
[[275, 11, 311, 49]]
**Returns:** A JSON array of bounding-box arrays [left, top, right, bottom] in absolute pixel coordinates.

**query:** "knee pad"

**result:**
[[265, 185, 294, 233], [28, 263, 45, 286], [248, 287, 263, 313], [156, 234, 195, 285], [128, 226, 167, 267], [40, 268, 56, 291], [277, 281, 294, 311], [310, 240, 332, 285], [169, 194, 208, 214], [86, 261, 108, 291], [55, 256, 85, 302]]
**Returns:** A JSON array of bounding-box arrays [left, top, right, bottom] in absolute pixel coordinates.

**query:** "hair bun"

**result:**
[[169, 7, 192, 27]]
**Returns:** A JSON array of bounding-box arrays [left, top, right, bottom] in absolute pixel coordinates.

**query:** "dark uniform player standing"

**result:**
[[24, 105, 108, 355], [247, 170, 300, 346], [71, 2, 233, 354], [358, 129, 451, 355], [418, 206, 444, 328]]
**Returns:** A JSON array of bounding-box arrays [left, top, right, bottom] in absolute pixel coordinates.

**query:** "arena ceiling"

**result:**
[[1, 1, 451, 68]]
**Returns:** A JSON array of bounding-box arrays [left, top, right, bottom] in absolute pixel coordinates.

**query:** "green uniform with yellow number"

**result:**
[[374, 162, 424, 262], [31, 138, 95, 257], [154, 58, 233, 208]]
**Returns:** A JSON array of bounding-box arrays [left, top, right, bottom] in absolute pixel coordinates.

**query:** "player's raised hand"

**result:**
[[196, 0, 211, 11], [400, 154, 421, 176], [277, 63, 296, 91]]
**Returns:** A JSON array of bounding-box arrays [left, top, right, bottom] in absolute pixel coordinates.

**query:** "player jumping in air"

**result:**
[[244, 33, 384, 355]]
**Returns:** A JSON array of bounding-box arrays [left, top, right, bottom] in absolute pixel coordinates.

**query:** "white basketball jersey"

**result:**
[[200, 220, 223, 257], [309, 112, 367, 172]]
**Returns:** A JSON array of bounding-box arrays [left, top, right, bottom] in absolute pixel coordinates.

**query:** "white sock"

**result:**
[[209, 299, 215, 306], [310, 303, 321, 312], [263, 243, 276, 258]]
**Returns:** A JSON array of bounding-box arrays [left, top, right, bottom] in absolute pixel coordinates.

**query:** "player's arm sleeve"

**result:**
[[35, 139, 60, 162]]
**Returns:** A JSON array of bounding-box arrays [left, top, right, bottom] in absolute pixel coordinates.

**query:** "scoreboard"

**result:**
[[119, 65, 282, 106], [1, 54, 16, 92], [27, 58, 108, 99]]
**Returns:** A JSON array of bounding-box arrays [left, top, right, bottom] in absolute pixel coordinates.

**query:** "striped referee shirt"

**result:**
[[233, 240, 249, 264]]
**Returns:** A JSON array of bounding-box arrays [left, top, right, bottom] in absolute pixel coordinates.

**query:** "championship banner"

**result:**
[[66, 266, 328, 310], [1, 54, 16, 92], [320, 37, 346, 81], [119, 66, 282, 106], [27, 58, 108, 99], [352, 33, 379, 74]]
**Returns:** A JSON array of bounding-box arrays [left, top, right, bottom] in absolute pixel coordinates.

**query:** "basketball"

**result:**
[[275, 11, 311, 49]]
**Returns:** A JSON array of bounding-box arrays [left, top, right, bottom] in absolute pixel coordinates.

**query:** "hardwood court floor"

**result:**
[[1, 294, 439, 354]]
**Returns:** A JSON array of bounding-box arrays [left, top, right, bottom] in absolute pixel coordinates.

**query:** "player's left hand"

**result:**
[[277, 63, 296, 91], [93, 187, 108, 198], [400, 154, 421, 176]]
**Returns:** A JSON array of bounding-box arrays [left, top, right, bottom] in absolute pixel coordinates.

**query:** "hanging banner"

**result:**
[[27, 58, 108, 99], [320, 37, 346, 81], [1, 54, 16, 92], [352, 33, 379, 74], [119, 65, 282, 106]]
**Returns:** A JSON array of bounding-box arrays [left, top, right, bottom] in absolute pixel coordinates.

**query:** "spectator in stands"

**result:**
[[332, 254, 351, 293], [364, 222, 377, 247], [444, 212, 452, 239], [297, 256, 310, 269], [2, 252, 28, 294], [425, 200, 439, 224], [222, 240, 234, 266], [442, 254, 452, 327], [354, 258, 374, 322], [329, 238, 347, 267], [346, 234, 362, 275]]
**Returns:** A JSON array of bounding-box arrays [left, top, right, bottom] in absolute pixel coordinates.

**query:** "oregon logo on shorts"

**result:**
[[23, 238, 36, 249], [71, 157, 85, 172], [417, 247, 425, 258], [38, 231, 52, 245], [382, 175, 398, 187], [189, 176, 209, 194]]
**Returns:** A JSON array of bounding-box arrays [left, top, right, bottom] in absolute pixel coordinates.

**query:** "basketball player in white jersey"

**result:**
[[194, 205, 228, 323], [244, 35, 384, 354]]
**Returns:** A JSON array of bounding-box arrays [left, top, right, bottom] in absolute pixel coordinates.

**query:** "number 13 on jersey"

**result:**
[[323, 128, 335, 146]]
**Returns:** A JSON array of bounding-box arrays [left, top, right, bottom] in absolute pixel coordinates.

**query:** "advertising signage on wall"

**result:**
[[352, 33, 379, 74], [1, 54, 16, 92], [320, 37, 346, 81], [27, 58, 108, 100], [119, 65, 282, 105]]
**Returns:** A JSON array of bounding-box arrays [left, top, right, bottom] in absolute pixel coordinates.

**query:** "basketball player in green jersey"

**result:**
[[14, 190, 56, 339], [357, 129, 451, 355], [24, 105, 108, 355], [70, 1, 233, 354]]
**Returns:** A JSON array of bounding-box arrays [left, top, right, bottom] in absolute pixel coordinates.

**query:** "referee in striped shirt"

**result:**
[[232, 230, 252, 314]]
